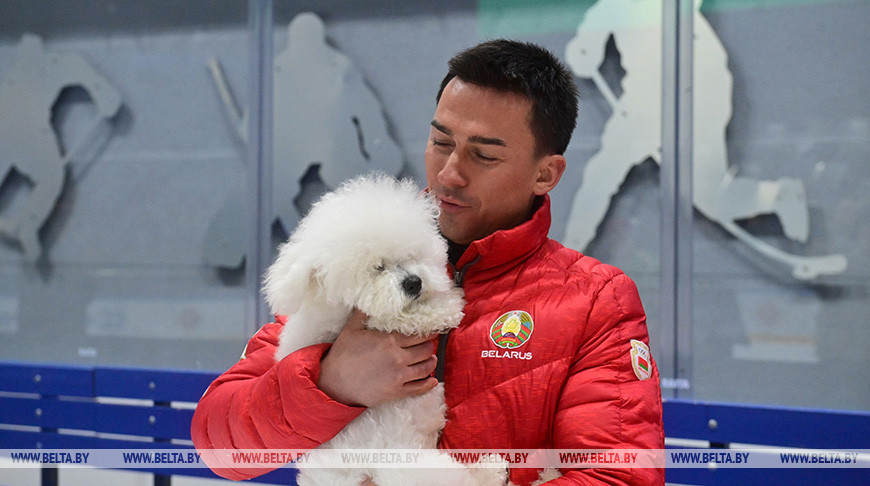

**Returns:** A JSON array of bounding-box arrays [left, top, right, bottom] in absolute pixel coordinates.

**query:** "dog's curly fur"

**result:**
[[263, 174, 507, 486]]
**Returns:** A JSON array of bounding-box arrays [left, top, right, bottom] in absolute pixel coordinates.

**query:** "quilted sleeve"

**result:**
[[546, 271, 665, 485], [190, 320, 365, 480]]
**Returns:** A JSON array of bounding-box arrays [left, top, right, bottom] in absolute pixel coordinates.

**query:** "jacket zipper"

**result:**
[[434, 256, 480, 382]]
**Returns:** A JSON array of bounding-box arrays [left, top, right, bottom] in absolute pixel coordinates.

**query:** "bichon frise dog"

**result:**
[[263, 174, 507, 486]]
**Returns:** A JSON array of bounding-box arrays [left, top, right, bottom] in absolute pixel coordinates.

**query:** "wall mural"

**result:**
[[562, 0, 847, 280], [0, 34, 121, 262], [203, 12, 403, 269], [0, 8, 848, 284]]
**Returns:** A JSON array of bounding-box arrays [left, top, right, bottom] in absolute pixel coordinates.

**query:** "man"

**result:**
[[191, 39, 664, 485]]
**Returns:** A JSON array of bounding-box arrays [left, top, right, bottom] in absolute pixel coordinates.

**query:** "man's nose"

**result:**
[[438, 151, 466, 188]]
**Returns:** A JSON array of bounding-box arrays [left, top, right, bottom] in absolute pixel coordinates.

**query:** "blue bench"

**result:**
[[0, 361, 294, 485], [1, 361, 867, 485], [663, 399, 870, 485]]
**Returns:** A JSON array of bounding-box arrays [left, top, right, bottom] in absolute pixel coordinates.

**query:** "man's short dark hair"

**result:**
[[437, 39, 579, 156]]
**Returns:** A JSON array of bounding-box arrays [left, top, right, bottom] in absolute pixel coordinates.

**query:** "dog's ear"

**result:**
[[262, 242, 315, 316]]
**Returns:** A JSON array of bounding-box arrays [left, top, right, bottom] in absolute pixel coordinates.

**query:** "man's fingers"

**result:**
[[402, 339, 438, 367], [402, 375, 439, 396], [402, 354, 438, 384], [324, 310, 441, 407]]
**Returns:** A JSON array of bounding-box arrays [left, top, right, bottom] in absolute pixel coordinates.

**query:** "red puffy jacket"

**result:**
[[191, 196, 664, 485]]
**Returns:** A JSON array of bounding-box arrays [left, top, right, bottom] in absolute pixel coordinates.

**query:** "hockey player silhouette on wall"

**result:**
[[204, 13, 403, 269], [0, 34, 121, 262], [563, 0, 846, 280]]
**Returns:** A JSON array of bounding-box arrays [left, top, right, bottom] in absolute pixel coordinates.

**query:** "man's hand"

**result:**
[[318, 309, 439, 408]]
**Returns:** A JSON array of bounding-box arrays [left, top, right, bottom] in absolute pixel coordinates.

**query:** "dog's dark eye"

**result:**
[[374, 263, 385, 272]]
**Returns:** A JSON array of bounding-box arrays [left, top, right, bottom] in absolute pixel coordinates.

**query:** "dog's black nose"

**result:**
[[402, 275, 422, 298]]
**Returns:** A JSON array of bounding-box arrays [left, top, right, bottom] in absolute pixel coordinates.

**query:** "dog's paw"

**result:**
[[528, 467, 562, 486], [468, 453, 509, 485]]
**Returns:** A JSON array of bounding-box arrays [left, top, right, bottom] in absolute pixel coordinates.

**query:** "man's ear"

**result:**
[[533, 154, 566, 196]]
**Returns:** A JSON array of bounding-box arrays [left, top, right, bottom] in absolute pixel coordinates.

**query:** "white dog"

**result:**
[[263, 174, 508, 486]]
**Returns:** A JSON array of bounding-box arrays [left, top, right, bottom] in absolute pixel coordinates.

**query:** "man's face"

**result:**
[[425, 78, 562, 245]]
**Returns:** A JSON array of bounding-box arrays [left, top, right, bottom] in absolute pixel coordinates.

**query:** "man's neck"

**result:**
[[446, 239, 468, 267]]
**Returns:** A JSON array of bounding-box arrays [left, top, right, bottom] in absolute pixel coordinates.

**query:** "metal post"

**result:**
[[660, 0, 695, 398], [246, 0, 274, 331]]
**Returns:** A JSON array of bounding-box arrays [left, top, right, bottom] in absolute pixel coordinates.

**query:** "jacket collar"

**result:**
[[451, 195, 551, 284]]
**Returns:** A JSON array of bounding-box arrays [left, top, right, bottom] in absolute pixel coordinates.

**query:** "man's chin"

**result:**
[[437, 220, 473, 246]]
